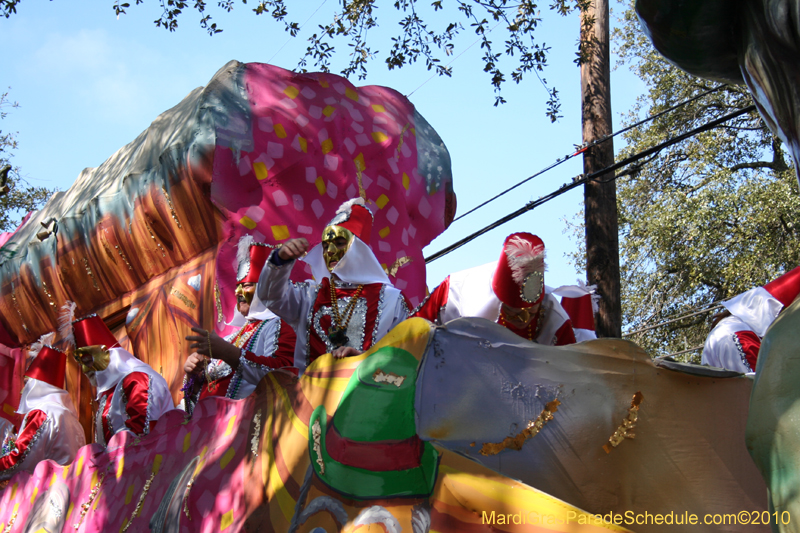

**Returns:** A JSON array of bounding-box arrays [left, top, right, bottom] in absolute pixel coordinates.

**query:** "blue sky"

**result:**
[[1, 0, 646, 289]]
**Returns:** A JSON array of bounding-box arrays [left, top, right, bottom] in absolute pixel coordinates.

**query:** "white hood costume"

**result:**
[[0, 344, 85, 480], [257, 199, 409, 373]]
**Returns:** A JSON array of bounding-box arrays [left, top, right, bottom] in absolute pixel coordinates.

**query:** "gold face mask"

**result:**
[[321, 225, 354, 272], [74, 345, 111, 374], [235, 283, 255, 305]]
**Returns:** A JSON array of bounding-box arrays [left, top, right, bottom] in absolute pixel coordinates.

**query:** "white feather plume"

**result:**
[[237, 234, 254, 267], [29, 332, 56, 360], [335, 197, 366, 216], [504, 236, 545, 284], [58, 300, 77, 348]]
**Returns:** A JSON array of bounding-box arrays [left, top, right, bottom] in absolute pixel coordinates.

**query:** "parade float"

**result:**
[[0, 61, 771, 532], [635, 1, 800, 529]]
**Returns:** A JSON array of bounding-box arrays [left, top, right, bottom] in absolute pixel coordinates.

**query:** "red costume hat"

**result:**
[[326, 198, 374, 245], [25, 345, 67, 389], [763, 265, 800, 306], [236, 234, 275, 284], [492, 233, 546, 309], [59, 301, 120, 349], [72, 315, 120, 349]]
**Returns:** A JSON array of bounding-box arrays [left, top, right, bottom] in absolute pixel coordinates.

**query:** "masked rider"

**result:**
[[182, 236, 296, 415], [1, 344, 85, 481], [256, 198, 410, 373], [65, 309, 174, 447], [702, 265, 800, 373], [414, 232, 577, 346]]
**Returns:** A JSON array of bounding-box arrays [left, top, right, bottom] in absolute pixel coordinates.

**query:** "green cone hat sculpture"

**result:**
[[308, 346, 439, 500]]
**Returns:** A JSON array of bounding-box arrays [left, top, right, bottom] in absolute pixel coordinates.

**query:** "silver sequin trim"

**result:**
[[143, 374, 154, 436], [520, 271, 544, 303], [230, 356, 248, 396], [119, 385, 131, 430], [240, 357, 262, 371], [305, 285, 321, 368], [373, 285, 387, 347], [313, 296, 369, 354], [95, 395, 109, 447], [237, 258, 251, 282], [0, 412, 48, 480], [731, 332, 752, 371], [118, 375, 151, 437], [410, 291, 446, 324], [207, 359, 233, 381], [227, 319, 271, 396], [239, 320, 283, 372], [399, 293, 411, 316], [269, 319, 282, 357], [410, 291, 431, 316]]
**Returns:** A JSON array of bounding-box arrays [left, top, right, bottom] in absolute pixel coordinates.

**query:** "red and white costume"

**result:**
[[414, 233, 577, 346], [257, 200, 409, 373], [185, 236, 296, 414], [722, 265, 800, 337], [702, 265, 800, 373], [93, 360, 174, 447], [551, 282, 599, 342], [0, 345, 85, 481], [702, 316, 760, 373], [66, 312, 175, 447], [196, 317, 296, 402]]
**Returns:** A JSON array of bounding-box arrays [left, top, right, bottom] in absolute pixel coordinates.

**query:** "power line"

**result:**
[[425, 104, 757, 263], [622, 303, 723, 338], [452, 84, 729, 223], [264, 5, 727, 229], [406, 20, 504, 98], [267, 0, 328, 65], [598, 84, 729, 152], [662, 345, 704, 358]]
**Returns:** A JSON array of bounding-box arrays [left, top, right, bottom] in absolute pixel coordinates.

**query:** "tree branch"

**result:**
[[0, 164, 10, 197]]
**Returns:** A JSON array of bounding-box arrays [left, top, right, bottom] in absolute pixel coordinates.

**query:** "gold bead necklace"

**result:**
[[327, 280, 364, 348]]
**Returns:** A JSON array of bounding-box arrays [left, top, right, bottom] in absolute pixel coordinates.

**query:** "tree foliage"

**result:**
[[610, 4, 800, 360], [1, 0, 597, 119], [0, 91, 54, 234]]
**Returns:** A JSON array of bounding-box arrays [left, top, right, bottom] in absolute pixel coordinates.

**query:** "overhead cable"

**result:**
[[267, 0, 328, 64], [425, 104, 757, 263], [662, 345, 704, 358], [622, 303, 723, 338], [453, 84, 730, 223], [407, 20, 504, 98]]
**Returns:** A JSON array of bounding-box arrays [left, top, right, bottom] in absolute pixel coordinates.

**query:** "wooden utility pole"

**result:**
[[580, 0, 622, 338]]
